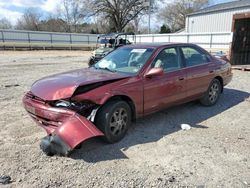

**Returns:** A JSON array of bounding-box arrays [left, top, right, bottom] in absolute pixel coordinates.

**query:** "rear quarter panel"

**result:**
[[213, 58, 233, 86]]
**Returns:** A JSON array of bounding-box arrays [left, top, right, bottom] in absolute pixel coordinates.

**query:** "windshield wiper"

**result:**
[[95, 67, 117, 72]]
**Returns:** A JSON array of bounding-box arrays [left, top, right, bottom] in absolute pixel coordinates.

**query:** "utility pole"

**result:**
[[143, 0, 151, 34], [148, 0, 151, 34]]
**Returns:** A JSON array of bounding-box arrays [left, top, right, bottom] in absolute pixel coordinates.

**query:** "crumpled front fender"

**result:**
[[55, 113, 104, 149], [23, 92, 104, 156]]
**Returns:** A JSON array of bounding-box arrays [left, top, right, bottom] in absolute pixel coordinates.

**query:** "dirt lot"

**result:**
[[0, 50, 249, 188]]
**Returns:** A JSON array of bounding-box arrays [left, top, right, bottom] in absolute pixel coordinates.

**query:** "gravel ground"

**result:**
[[0, 50, 249, 188]]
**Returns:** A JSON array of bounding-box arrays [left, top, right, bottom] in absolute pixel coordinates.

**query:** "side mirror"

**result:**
[[145, 68, 164, 78]]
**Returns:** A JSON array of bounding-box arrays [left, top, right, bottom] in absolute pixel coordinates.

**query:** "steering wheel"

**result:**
[[128, 61, 137, 67], [129, 61, 143, 68]]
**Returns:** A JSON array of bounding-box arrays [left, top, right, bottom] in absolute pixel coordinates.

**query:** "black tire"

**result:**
[[200, 79, 222, 106], [88, 57, 95, 67], [95, 100, 131, 143]]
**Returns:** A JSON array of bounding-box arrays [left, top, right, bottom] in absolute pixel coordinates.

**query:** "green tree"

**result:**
[[160, 24, 171, 33]]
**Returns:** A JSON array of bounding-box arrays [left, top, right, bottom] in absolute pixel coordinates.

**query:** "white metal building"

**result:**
[[185, 0, 250, 33]]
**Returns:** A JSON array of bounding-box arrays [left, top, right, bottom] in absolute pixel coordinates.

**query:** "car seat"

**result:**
[[187, 54, 203, 66], [154, 51, 168, 68]]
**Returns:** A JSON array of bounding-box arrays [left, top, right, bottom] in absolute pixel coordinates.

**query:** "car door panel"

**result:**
[[185, 63, 215, 98], [143, 70, 186, 114], [143, 47, 187, 115], [180, 46, 215, 99]]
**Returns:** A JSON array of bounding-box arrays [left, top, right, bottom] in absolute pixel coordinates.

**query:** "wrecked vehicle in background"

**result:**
[[23, 43, 232, 156], [88, 32, 135, 66]]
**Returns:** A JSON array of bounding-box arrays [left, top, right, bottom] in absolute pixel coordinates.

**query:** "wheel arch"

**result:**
[[100, 95, 136, 121], [214, 76, 223, 93]]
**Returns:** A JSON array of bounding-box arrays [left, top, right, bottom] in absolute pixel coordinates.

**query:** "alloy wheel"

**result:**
[[109, 107, 128, 136], [208, 82, 220, 103]]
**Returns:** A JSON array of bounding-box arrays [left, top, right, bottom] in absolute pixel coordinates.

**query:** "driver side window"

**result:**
[[152, 48, 181, 73]]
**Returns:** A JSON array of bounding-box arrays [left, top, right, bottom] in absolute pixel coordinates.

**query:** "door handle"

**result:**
[[178, 77, 184, 81], [209, 70, 214, 73]]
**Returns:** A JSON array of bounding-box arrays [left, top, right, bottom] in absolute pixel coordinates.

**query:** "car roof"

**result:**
[[124, 43, 197, 49]]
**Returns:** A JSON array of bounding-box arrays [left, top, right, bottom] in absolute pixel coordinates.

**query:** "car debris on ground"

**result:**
[[181, 124, 192, 130]]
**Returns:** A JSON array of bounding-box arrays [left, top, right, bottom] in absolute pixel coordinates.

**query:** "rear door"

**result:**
[[180, 46, 215, 99], [143, 47, 187, 115]]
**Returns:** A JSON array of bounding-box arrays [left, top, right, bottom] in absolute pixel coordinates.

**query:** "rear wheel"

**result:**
[[95, 100, 131, 143], [200, 79, 222, 106]]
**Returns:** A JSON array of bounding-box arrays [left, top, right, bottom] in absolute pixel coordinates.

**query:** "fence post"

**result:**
[[1, 30, 4, 43], [187, 34, 189, 43], [69, 33, 72, 50], [28, 32, 31, 50], [28, 32, 30, 43], [168, 35, 170, 42], [87, 35, 90, 44], [1, 30, 5, 50], [70, 33, 72, 44], [210, 34, 213, 49], [152, 35, 154, 43], [50, 33, 53, 49]]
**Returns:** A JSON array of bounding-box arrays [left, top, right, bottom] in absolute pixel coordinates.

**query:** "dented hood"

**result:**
[[31, 68, 129, 101]]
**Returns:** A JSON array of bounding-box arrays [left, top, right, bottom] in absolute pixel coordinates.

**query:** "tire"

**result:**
[[200, 79, 222, 106], [88, 57, 95, 67], [95, 100, 131, 143]]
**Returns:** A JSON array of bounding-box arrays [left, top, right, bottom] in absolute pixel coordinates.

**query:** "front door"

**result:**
[[143, 47, 186, 115]]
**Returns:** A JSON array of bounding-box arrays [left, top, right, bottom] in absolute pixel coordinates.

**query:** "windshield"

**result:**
[[100, 38, 109, 44], [94, 47, 155, 74]]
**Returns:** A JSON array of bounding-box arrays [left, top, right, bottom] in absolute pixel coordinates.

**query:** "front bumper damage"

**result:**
[[23, 92, 104, 156]]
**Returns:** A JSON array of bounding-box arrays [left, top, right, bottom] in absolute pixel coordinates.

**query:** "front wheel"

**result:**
[[95, 100, 131, 143], [200, 79, 222, 106]]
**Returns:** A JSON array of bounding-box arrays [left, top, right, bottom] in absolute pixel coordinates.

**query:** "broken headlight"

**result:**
[[54, 100, 71, 107], [51, 100, 95, 112]]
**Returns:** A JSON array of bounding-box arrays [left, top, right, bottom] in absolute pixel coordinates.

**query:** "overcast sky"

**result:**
[[0, 0, 60, 24], [0, 0, 237, 25]]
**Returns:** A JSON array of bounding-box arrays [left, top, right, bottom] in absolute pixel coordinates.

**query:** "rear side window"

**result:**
[[181, 47, 209, 67]]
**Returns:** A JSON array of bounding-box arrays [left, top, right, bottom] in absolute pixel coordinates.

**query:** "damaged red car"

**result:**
[[23, 43, 232, 156]]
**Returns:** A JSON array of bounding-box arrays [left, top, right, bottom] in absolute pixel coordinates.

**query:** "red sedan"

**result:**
[[23, 43, 232, 156]]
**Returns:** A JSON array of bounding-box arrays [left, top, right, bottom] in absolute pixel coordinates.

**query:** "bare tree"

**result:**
[[92, 15, 111, 33], [160, 0, 208, 32], [57, 0, 88, 32], [15, 8, 41, 31], [132, 16, 140, 33], [86, 0, 155, 32], [39, 18, 69, 32], [0, 18, 12, 29]]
